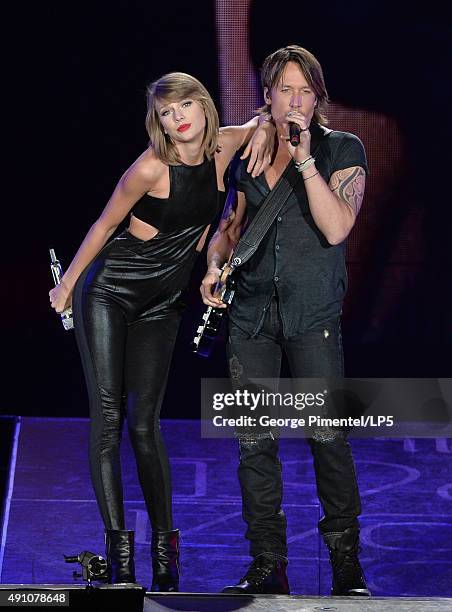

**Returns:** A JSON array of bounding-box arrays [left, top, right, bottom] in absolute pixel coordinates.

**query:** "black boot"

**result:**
[[105, 529, 136, 584], [222, 554, 290, 594], [151, 529, 180, 592], [323, 527, 370, 596]]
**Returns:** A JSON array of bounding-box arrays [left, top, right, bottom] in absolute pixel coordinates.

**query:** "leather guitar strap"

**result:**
[[230, 161, 301, 268]]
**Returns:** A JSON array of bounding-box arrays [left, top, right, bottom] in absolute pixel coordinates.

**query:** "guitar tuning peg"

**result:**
[[197, 326, 204, 333]]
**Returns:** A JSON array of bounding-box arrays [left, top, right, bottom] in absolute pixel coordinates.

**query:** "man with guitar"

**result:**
[[200, 45, 369, 596]]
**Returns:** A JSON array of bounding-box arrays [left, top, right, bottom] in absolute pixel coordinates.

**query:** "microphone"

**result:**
[[49, 248, 74, 331], [289, 122, 301, 147]]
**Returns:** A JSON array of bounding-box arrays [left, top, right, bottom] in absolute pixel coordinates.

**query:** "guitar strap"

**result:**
[[230, 161, 301, 268]]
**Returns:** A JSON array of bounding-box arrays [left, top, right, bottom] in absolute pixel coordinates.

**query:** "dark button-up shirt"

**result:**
[[229, 122, 369, 338]]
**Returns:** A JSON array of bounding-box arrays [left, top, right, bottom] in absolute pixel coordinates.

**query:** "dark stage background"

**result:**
[[2, 0, 450, 418]]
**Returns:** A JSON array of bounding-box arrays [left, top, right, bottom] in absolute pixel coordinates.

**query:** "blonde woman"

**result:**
[[49, 72, 273, 590]]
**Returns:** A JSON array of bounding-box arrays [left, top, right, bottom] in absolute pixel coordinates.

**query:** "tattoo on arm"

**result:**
[[219, 195, 237, 232], [329, 167, 366, 216], [208, 190, 243, 263]]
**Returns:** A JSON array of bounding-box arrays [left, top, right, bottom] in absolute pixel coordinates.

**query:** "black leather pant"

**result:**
[[73, 234, 191, 532], [228, 295, 362, 558]]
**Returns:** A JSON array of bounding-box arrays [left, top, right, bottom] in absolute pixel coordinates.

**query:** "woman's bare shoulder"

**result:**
[[124, 146, 168, 188]]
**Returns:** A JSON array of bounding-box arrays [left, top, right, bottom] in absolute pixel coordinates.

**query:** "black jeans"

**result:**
[[227, 295, 362, 558]]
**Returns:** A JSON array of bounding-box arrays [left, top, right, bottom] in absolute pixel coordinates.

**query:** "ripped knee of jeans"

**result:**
[[236, 431, 276, 445], [229, 354, 244, 382], [311, 426, 346, 443]]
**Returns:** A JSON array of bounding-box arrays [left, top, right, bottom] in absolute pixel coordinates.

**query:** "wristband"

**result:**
[[295, 157, 316, 173]]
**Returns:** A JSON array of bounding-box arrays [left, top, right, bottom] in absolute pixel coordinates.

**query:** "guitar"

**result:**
[[192, 261, 237, 357]]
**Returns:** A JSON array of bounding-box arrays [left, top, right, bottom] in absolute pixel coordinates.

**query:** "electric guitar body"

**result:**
[[192, 262, 236, 358]]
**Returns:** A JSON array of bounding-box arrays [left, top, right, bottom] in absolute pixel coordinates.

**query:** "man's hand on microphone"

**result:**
[[284, 111, 312, 162]]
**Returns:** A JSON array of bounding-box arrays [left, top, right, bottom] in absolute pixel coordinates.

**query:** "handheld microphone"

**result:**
[[289, 122, 301, 147], [49, 248, 74, 331]]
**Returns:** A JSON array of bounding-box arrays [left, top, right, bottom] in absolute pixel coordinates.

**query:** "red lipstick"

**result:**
[[177, 123, 191, 132]]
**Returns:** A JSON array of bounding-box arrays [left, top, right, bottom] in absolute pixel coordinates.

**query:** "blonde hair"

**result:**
[[259, 45, 329, 125], [145, 72, 219, 165]]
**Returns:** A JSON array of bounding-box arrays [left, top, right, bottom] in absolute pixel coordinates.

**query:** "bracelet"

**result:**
[[294, 155, 313, 167], [303, 171, 319, 181], [295, 157, 316, 173]]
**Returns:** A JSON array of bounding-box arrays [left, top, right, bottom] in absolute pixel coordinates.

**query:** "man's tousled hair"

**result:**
[[259, 44, 329, 125]]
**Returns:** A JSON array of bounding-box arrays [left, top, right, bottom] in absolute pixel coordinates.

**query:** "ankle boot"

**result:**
[[105, 529, 136, 584], [323, 527, 370, 596], [150, 529, 180, 592]]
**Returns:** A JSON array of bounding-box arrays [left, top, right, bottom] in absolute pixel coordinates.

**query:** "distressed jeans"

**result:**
[[227, 295, 362, 558]]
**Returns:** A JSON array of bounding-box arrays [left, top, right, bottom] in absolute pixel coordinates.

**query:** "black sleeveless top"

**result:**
[[79, 156, 225, 321], [132, 157, 221, 232]]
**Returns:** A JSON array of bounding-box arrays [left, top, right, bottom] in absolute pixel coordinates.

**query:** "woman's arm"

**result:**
[[218, 115, 275, 177], [49, 154, 161, 312]]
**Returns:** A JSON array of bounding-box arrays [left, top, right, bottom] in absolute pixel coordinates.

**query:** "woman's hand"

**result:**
[[49, 281, 72, 313], [283, 111, 312, 163], [241, 118, 276, 178]]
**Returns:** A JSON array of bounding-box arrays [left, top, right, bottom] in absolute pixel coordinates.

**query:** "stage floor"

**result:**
[[144, 593, 452, 611], [1, 586, 451, 611], [0, 418, 451, 598]]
